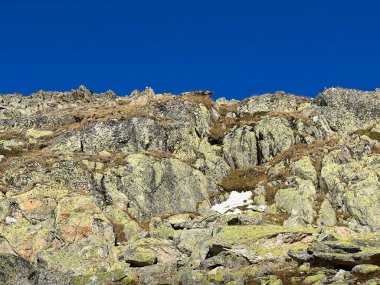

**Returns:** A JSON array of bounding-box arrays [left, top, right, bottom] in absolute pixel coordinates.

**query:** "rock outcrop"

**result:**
[[0, 85, 380, 284]]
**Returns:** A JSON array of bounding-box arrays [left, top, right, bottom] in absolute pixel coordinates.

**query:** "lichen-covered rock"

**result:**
[[303, 273, 327, 285], [0, 253, 73, 285], [352, 264, 380, 275], [314, 87, 380, 133], [238, 91, 306, 114], [0, 253, 35, 284], [194, 138, 230, 181], [320, 151, 380, 231], [223, 126, 257, 169], [1, 86, 380, 283], [49, 117, 169, 154], [318, 199, 337, 227], [291, 156, 317, 184], [116, 238, 183, 267], [37, 238, 116, 275], [255, 117, 295, 163], [275, 179, 316, 225], [119, 154, 219, 220], [209, 225, 316, 263]]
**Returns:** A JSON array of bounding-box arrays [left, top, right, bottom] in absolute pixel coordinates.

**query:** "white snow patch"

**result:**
[[5, 216, 17, 225], [211, 191, 253, 215], [258, 205, 267, 212]]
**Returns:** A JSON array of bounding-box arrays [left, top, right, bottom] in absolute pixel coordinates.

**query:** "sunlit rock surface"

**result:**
[[0, 86, 380, 284]]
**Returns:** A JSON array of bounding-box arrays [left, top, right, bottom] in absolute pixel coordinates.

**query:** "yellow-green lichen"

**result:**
[[303, 273, 326, 284]]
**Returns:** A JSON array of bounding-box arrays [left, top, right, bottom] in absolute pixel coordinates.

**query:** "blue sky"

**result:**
[[0, 0, 379, 99]]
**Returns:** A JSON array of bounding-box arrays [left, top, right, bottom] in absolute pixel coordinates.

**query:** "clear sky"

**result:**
[[0, 0, 379, 99]]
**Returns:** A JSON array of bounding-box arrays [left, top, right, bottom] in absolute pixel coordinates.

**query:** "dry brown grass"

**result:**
[[145, 149, 173, 159], [352, 126, 380, 142], [263, 212, 290, 225], [112, 222, 127, 244], [178, 94, 214, 109], [209, 111, 268, 143], [49, 94, 192, 134], [220, 166, 268, 192], [209, 117, 236, 143], [372, 145, 380, 154], [293, 95, 312, 104], [49, 100, 154, 134], [270, 137, 341, 166], [0, 130, 26, 141]]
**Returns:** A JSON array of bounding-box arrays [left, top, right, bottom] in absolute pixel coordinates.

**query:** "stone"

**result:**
[[255, 117, 295, 163], [291, 156, 317, 184], [274, 178, 316, 224], [303, 274, 327, 284], [223, 126, 257, 169], [318, 199, 337, 227], [298, 263, 310, 272], [352, 264, 380, 275], [119, 154, 219, 221], [26, 128, 54, 139]]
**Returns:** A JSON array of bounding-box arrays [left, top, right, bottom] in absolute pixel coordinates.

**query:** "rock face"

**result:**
[[0, 85, 380, 284]]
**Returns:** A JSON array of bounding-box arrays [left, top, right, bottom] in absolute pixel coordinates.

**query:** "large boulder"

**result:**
[[274, 178, 317, 225], [223, 126, 257, 169], [119, 154, 220, 221], [255, 117, 295, 163], [320, 150, 380, 231]]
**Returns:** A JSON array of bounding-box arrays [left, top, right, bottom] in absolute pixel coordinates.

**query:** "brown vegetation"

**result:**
[[178, 93, 214, 109], [145, 149, 173, 159], [372, 144, 380, 154], [220, 166, 268, 192], [209, 111, 267, 143], [270, 137, 341, 166]]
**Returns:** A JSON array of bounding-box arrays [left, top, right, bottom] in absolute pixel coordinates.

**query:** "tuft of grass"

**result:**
[[112, 223, 127, 244], [209, 117, 236, 144], [263, 212, 290, 225], [220, 166, 268, 192], [372, 144, 380, 154]]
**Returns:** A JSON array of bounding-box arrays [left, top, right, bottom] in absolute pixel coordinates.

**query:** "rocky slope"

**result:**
[[0, 85, 380, 284]]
